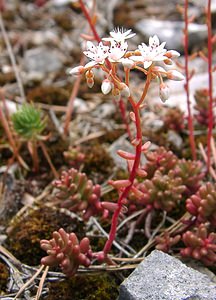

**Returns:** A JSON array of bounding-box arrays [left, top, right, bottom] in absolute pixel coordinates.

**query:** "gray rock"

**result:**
[[135, 19, 207, 52], [167, 130, 183, 150], [23, 47, 63, 73], [92, 103, 116, 119], [118, 250, 216, 300]]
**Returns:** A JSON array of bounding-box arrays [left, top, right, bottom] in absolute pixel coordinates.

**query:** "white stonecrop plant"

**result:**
[[70, 28, 184, 102]]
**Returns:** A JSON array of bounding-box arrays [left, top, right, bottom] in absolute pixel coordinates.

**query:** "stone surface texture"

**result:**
[[118, 250, 216, 300]]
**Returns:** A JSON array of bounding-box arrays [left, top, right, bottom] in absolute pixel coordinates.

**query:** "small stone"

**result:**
[[118, 250, 216, 300], [92, 103, 116, 118], [73, 98, 89, 114], [23, 47, 63, 73], [167, 130, 183, 150]]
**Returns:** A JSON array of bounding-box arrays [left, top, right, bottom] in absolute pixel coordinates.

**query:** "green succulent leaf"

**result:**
[[11, 103, 46, 140]]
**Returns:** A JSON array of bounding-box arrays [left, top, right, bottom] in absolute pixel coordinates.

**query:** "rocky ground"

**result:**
[[0, 0, 216, 299]]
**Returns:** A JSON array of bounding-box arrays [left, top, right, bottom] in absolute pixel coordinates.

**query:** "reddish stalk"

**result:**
[[119, 98, 132, 140], [0, 102, 28, 169], [103, 101, 142, 257], [184, 0, 196, 160], [206, 0, 213, 170], [79, 0, 100, 43], [28, 141, 39, 172], [39, 140, 59, 178]]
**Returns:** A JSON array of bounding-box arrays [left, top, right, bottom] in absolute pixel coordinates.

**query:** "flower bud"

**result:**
[[119, 83, 130, 97], [85, 70, 94, 88], [167, 70, 185, 81], [165, 50, 180, 59], [159, 83, 169, 102], [101, 79, 112, 95], [152, 66, 167, 74], [164, 59, 173, 65], [69, 66, 84, 76]]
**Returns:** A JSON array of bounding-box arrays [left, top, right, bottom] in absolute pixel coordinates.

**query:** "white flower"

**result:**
[[131, 35, 167, 69], [83, 41, 109, 66], [108, 40, 128, 62], [103, 28, 136, 43]]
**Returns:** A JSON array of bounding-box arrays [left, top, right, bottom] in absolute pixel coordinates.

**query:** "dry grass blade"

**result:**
[[35, 266, 49, 300], [210, 136, 216, 170], [0, 13, 25, 102], [14, 265, 45, 300], [0, 245, 21, 265]]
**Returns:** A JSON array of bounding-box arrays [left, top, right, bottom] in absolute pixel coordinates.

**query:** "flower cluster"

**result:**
[[40, 228, 92, 276], [70, 28, 184, 102]]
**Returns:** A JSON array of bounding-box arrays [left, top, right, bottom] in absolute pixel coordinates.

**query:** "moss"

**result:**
[[6, 206, 85, 266], [27, 86, 70, 106], [45, 273, 119, 300], [0, 261, 9, 295]]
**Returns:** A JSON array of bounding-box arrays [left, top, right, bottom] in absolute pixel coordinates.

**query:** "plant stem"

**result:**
[[39, 141, 58, 178], [206, 0, 213, 170], [103, 95, 144, 257], [64, 56, 84, 135], [79, 0, 100, 43], [119, 98, 132, 140], [184, 0, 196, 160], [28, 141, 39, 172], [0, 97, 29, 169]]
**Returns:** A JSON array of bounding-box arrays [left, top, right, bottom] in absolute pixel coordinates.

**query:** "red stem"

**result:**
[[103, 100, 142, 256], [119, 98, 132, 140], [79, 0, 100, 43], [184, 0, 196, 160], [207, 0, 213, 171]]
